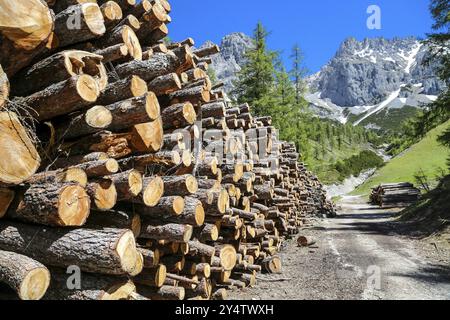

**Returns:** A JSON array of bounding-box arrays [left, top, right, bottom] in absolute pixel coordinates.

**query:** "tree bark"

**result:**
[[15, 75, 99, 121], [95, 25, 142, 60], [97, 75, 147, 106], [162, 174, 198, 196], [86, 210, 141, 237], [138, 284, 184, 300], [108, 169, 142, 200], [8, 182, 90, 227], [148, 73, 181, 95], [11, 50, 105, 97], [54, 3, 106, 48], [161, 102, 196, 129], [0, 222, 142, 275], [139, 223, 193, 242], [95, 43, 128, 63], [0, 250, 50, 300]]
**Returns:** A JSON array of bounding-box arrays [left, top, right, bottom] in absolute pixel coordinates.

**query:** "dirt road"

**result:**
[[229, 196, 450, 300]]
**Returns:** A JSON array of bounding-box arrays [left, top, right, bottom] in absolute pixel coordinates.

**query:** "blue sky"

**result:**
[[167, 0, 434, 74]]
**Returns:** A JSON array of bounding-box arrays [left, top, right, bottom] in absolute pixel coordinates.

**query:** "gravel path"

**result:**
[[229, 196, 450, 300]]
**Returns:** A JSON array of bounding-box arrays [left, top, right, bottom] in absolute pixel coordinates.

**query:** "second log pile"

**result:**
[[0, 0, 334, 300], [370, 183, 421, 208]]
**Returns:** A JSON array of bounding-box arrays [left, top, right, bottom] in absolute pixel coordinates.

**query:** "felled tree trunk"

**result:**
[[0, 0, 55, 77], [0, 221, 142, 275], [94, 25, 142, 60], [97, 75, 147, 106], [15, 75, 99, 121], [54, 3, 106, 48], [86, 179, 117, 211], [11, 50, 105, 97], [8, 182, 91, 227], [108, 169, 143, 201], [85, 210, 141, 237], [0, 112, 41, 185], [139, 223, 193, 242], [0, 250, 50, 300], [44, 270, 135, 300]]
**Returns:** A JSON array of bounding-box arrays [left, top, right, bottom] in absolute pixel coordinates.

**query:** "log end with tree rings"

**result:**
[[77, 74, 101, 103], [62, 168, 88, 187], [81, 3, 107, 36], [183, 102, 197, 124], [0, 112, 41, 185], [155, 264, 167, 287], [88, 179, 117, 211], [185, 175, 198, 194], [0, 0, 54, 53], [57, 184, 91, 226], [121, 25, 142, 60], [101, 1, 123, 24], [101, 280, 136, 300], [181, 150, 192, 167], [85, 105, 113, 129], [130, 75, 148, 97], [145, 91, 161, 121], [142, 176, 164, 207], [131, 118, 164, 152], [218, 245, 237, 271], [19, 266, 51, 300], [218, 189, 229, 214], [128, 169, 143, 197], [172, 196, 185, 215], [116, 230, 142, 276]]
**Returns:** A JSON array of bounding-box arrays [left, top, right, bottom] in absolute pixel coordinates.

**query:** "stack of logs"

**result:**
[[0, 0, 333, 300], [370, 183, 421, 208]]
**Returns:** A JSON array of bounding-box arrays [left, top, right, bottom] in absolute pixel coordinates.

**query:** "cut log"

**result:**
[[0, 189, 15, 219], [118, 151, 181, 171], [0, 222, 142, 275], [57, 92, 160, 138], [123, 0, 152, 18], [139, 223, 193, 242], [166, 85, 210, 106], [16, 75, 99, 121], [86, 210, 141, 237], [97, 75, 147, 106], [0, 0, 55, 77], [215, 245, 237, 271], [0, 65, 9, 108], [130, 118, 164, 152], [0, 112, 41, 185], [261, 256, 282, 274], [135, 2, 167, 40], [138, 285, 184, 300], [9, 182, 90, 227], [137, 247, 159, 268], [45, 270, 135, 300], [25, 168, 87, 187], [11, 50, 105, 97], [108, 169, 143, 200], [95, 43, 128, 63], [133, 264, 166, 287], [96, 25, 142, 60], [135, 176, 164, 207], [161, 102, 196, 129], [0, 250, 50, 300], [100, 1, 123, 30], [162, 174, 198, 196], [86, 179, 117, 211], [137, 196, 185, 217], [54, 3, 106, 47], [148, 73, 182, 95], [52, 0, 97, 13], [297, 235, 316, 247]]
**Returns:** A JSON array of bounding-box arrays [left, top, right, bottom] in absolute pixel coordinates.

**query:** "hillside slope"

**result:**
[[353, 120, 450, 195]]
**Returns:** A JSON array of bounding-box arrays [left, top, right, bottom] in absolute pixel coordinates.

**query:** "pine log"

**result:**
[[25, 168, 87, 187], [16, 75, 99, 121], [114, 14, 141, 32], [161, 102, 196, 129], [135, 2, 167, 40], [108, 169, 143, 200], [11, 50, 105, 97], [165, 85, 210, 106], [86, 179, 117, 211], [8, 182, 90, 227], [148, 73, 182, 95], [0, 250, 50, 300], [123, 0, 152, 18], [115, 48, 193, 82], [95, 43, 128, 62], [138, 285, 184, 300], [52, 0, 97, 13], [134, 175, 164, 207], [194, 44, 220, 58], [95, 25, 142, 60], [86, 210, 141, 237], [57, 92, 160, 138], [139, 223, 193, 242], [100, 1, 123, 30], [130, 118, 164, 153], [133, 264, 166, 287], [54, 3, 106, 47], [137, 196, 185, 217], [45, 270, 135, 300], [97, 75, 147, 106], [98, 0, 135, 11], [0, 0, 55, 77], [118, 151, 181, 171], [0, 222, 142, 275], [195, 223, 219, 242], [162, 174, 198, 196], [137, 247, 159, 268], [261, 256, 282, 274], [0, 112, 40, 185]]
